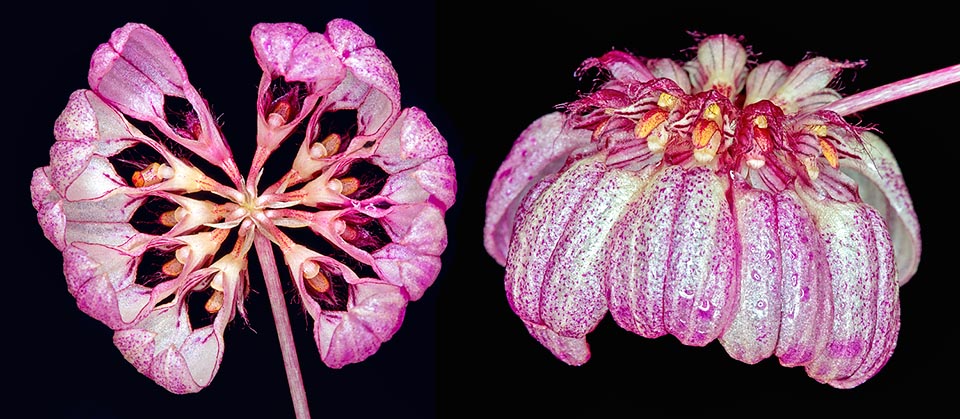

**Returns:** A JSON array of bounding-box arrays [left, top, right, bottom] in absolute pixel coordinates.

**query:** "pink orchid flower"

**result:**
[[484, 34, 957, 388], [31, 20, 455, 417]]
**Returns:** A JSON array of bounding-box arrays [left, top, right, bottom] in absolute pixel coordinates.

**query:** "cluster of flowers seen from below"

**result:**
[[32, 20, 455, 394], [484, 35, 922, 388]]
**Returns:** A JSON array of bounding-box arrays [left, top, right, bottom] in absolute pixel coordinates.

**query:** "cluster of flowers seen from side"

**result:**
[[484, 35, 920, 388]]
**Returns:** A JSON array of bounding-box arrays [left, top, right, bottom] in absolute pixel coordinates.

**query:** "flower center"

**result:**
[[581, 77, 862, 198]]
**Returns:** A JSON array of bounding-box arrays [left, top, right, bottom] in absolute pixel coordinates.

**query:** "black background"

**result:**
[[9, 1, 957, 417]]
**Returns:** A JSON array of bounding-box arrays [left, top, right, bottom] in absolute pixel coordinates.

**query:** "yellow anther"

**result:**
[[131, 163, 173, 188], [161, 246, 191, 277], [161, 258, 184, 276], [160, 210, 179, 227], [819, 139, 839, 168], [339, 177, 360, 196], [809, 124, 829, 137], [704, 103, 721, 120], [754, 115, 768, 129], [635, 109, 668, 139], [204, 290, 224, 314], [303, 261, 330, 294], [321, 133, 342, 156], [692, 117, 722, 163], [657, 92, 677, 108], [159, 207, 186, 227], [693, 120, 720, 148], [327, 177, 359, 195], [267, 102, 293, 127]]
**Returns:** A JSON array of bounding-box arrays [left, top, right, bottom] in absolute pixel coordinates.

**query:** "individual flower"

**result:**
[[484, 34, 956, 388], [32, 20, 454, 415]]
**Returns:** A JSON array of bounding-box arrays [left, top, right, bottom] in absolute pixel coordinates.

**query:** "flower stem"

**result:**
[[823, 64, 960, 116], [254, 233, 311, 419]]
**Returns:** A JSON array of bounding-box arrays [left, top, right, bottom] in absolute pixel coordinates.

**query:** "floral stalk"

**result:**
[[484, 34, 956, 388], [823, 64, 960, 116], [255, 233, 310, 419]]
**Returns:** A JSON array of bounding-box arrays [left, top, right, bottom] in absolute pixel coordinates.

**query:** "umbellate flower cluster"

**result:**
[[32, 20, 455, 395], [484, 35, 927, 388]]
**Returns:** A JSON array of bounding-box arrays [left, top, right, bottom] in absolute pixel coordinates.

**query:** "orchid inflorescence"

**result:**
[[31, 19, 455, 417], [485, 34, 957, 388]]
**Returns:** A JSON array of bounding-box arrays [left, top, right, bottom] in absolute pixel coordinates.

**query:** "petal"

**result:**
[[178, 328, 225, 391], [523, 321, 590, 366], [379, 155, 457, 211], [315, 282, 407, 368], [63, 215, 142, 248], [773, 191, 834, 367], [31, 168, 67, 250], [63, 237, 153, 328], [579, 50, 654, 83], [744, 60, 789, 106], [606, 165, 680, 338], [325, 19, 400, 138], [540, 168, 643, 337], [251, 23, 346, 152], [720, 181, 782, 364], [647, 58, 692, 94], [504, 157, 604, 325], [829, 207, 900, 388], [799, 192, 886, 385], [61, 156, 126, 201], [113, 280, 234, 395], [47, 139, 95, 196], [812, 163, 860, 203], [771, 57, 859, 114], [88, 23, 234, 171], [149, 347, 203, 394], [372, 244, 441, 301], [54, 89, 100, 142], [113, 328, 156, 374], [284, 246, 395, 369], [286, 32, 346, 87], [379, 204, 448, 256], [113, 307, 198, 393], [63, 246, 123, 328], [49, 90, 138, 195], [841, 132, 920, 285], [484, 112, 592, 264], [250, 22, 309, 76], [88, 23, 187, 120], [685, 34, 747, 98], [372, 107, 449, 174], [251, 22, 345, 87], [662, 166, 739, 346]]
